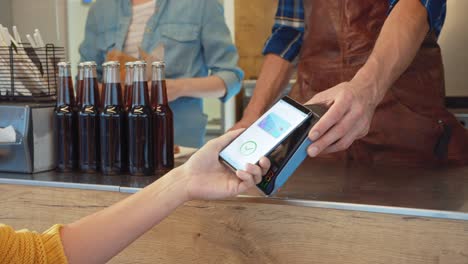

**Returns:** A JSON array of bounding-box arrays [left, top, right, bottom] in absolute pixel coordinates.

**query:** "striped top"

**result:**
[[123, 0, 157, 58]]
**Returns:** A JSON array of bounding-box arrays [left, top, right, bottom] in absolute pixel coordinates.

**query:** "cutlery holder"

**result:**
[[0, 43, 65, 102]]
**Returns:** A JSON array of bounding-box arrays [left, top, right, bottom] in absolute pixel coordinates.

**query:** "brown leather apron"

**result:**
[[291, 0, 468, 166]]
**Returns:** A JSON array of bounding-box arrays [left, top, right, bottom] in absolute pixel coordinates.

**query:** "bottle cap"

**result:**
[[83, 61, 97, 67], [103, 61, 120, 68], [57, 61, 71, 67], [133, 61, 147, 67], [152, 61, 166, 68]]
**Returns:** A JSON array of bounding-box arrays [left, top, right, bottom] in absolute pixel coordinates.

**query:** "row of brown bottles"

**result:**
[[54, 60, 174, 176]]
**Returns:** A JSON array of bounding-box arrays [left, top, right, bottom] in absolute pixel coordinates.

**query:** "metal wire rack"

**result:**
[[0, 43, 65, 102]]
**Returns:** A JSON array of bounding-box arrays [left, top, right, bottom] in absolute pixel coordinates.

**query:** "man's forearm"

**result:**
[[243, 54, 294, 119], [353, 0, 430, 104]]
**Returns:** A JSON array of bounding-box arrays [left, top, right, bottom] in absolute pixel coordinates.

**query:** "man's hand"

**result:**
[[305, 0, 430, 158], [305, 78, 379, 157], [181, 129, 270, 200]]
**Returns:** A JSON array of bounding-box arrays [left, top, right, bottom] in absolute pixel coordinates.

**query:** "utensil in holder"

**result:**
[[0, 43, 65, 102]]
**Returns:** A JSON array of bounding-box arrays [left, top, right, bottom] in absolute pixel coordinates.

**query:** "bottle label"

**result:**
[[57, 105, 71, 113], [105, 106, 118, 115], [84, 105, 96, 114], [133, 106, 144, 114]]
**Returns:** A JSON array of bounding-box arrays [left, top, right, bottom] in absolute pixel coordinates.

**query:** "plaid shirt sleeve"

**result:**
[[262, 0, 304, 62], [389, 0, 447, 37], [263, 0, 446, 63]]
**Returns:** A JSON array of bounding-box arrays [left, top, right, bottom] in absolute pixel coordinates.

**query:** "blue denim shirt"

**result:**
[[79, 0, 244, 147]]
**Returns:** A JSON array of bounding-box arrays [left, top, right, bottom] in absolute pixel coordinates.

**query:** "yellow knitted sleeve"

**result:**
[[0, 224, 68, 264]]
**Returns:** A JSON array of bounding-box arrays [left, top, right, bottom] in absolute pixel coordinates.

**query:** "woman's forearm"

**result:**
[[168, 75, 227, 99], [353, 0, 430, 104], [61, 168, 189, 264]]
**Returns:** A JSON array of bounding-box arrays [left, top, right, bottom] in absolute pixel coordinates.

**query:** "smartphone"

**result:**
[[219, 96, 311, 172], [256, 104, 325, 195]]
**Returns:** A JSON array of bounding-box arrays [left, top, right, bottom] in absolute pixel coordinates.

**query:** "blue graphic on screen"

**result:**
[[258, 112, 291, 138]]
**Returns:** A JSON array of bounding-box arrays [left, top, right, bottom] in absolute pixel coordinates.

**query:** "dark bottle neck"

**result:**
[[151, 65, 168, 106], [82, 77, 99, 106], [103, 83, 123, 107], [151, 80, 168, 106], [124, 84, 133, 110], [57, 63, 75, 108], [76, 66, 84, 107], [103, 64, 122, 107], [77, 66, 84, 81], [81, 65, 99, 107], [57, 76, 75, 106], [125, 65, 134, 86], [131, 81, 149, 107], [124, 64, 134, 109], [131, 63, 149, 107]]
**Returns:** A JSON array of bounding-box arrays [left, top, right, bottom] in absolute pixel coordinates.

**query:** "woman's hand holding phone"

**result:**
[[180, 129, 271, 200]]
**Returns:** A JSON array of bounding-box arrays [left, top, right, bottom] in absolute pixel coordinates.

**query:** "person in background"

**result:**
[[233, 0, 468, 165], [80, 0, 243, 148], [0, 129, 270, 264]]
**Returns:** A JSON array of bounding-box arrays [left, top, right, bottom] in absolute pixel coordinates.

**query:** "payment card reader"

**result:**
[[220, 96, 327, 196]]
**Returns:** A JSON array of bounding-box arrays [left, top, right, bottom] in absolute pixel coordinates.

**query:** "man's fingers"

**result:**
[[305, 89, 332, 105], [307, 110, 356, 157], [321, 121, 364, 154], [308, 96, 349, 143]]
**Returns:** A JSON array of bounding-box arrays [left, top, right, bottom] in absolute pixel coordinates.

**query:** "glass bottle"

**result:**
[[100, 61, 125, 175], [122, 61, 134, 173], [151, 61, 174, 174], [78, 61, 100, 173], [127, 61, 153, 176], [55, 61, 78, 172]]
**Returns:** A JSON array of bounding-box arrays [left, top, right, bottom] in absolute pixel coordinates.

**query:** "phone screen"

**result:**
[[220, 98, 309, 171]]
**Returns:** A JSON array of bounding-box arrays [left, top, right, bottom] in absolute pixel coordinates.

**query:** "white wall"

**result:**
[[11, 0, 67, 48], [439, 0, 468, 96], [221, 0, 236, 131], [66, 0, 94, 78], [204, 0, 236, 132], [0, 0, 12, 28]]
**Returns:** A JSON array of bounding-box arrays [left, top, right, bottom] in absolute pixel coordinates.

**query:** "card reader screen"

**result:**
[[220, 99, 308, 170]]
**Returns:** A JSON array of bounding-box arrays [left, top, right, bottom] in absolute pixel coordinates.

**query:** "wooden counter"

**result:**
[[1, 158, 468, 263]]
